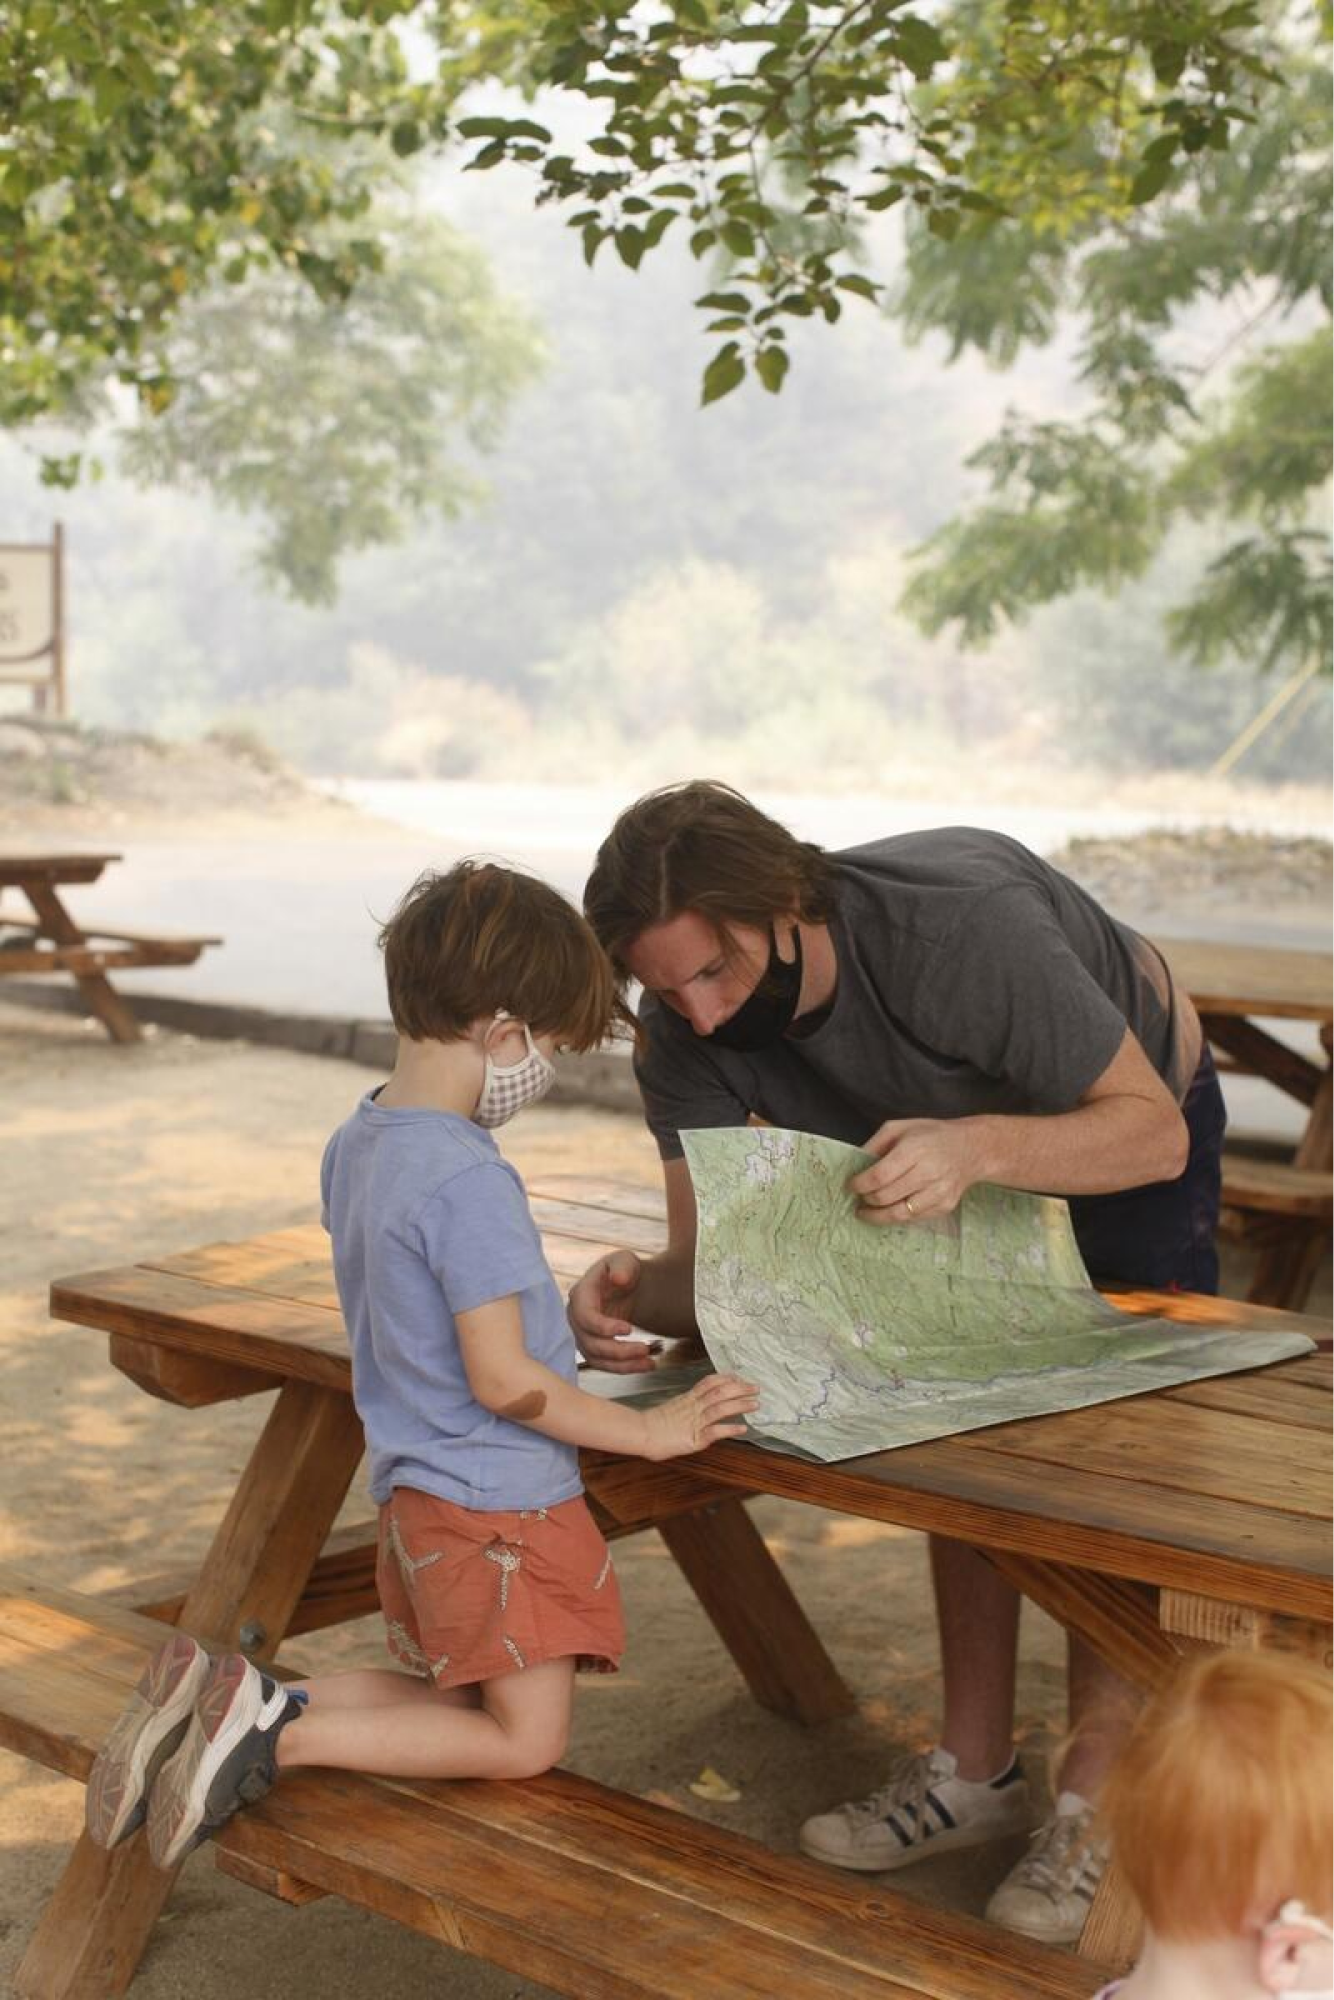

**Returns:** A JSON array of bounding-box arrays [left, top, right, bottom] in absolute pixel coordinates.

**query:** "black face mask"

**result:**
[[709, 925, 804, 1052]]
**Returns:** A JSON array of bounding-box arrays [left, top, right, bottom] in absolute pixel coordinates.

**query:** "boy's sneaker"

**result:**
[[985, 1792, 1108, 1944], [86, 1632, 212, 1849], [146, 1651, 306, 1871], [798, 1746, 1030, 1872]]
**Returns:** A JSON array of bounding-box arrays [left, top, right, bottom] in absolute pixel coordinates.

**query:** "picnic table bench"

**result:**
[[8, 1177, 1330, 1998], [1153, 936, 1333, 1309], [3, 1570, 1098, 2000], [0, 853, 219, 1044]]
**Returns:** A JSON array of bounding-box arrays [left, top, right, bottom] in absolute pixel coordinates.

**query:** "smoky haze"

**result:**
[[2, 155, 1329, 797]]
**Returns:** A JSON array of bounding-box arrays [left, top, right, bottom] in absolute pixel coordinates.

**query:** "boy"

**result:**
[[87, 861, 757, 1867]]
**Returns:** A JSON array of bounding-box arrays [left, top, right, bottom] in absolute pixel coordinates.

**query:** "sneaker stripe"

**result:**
[[926, 1792, 956, 1830]]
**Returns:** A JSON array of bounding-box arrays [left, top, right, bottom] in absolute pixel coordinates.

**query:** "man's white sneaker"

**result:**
[[985, 1792, 1108, 1944], [799, 1746, 1030, 1873]]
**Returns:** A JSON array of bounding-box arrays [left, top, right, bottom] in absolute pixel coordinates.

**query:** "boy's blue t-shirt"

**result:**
[[320, 1093, 583, 1511]]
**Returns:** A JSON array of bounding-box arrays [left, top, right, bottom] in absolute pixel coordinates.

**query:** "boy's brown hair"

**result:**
[[1100, 1648, 1332, 1942], [379, 861, 620, 1049], [583, 780, 837, 977]]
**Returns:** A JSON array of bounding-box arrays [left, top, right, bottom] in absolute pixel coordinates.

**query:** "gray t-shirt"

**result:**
[[636, 829, 1194, 1162]]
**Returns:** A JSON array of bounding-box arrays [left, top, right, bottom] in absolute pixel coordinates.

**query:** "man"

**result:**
[[569, 781, 1225, 1945]]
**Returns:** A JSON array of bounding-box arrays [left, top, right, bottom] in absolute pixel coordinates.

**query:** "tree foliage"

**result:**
[[0, 1, 445, 423], [117, 210, 543, 601], [436, 0, 1286, 400], [2, 0, 1287, 418], [899, 32, 1332, 677]]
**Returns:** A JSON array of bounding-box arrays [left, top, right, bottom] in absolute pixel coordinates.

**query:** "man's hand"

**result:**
[[848, 1117, 987, 1224], [566, 1249, 662, 1374], [641, 1372, 759, 1461]]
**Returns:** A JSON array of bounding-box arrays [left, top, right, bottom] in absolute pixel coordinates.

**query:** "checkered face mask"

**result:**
[[473, 1013, 556, 1129]]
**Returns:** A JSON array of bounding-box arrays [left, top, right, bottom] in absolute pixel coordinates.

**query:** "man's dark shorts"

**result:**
[[1067, 1046, 1225, 1296]]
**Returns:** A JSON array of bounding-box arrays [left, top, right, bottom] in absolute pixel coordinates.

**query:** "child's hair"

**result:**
[[1100, 1648, 1332, 1944], [378, 861, 621, 1049]]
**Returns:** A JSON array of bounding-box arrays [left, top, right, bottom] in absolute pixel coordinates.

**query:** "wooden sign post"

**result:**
[[0, 523, 65, 715]]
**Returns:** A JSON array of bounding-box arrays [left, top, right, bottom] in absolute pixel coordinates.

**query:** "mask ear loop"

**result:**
[[484, 1008, 536, 1068]]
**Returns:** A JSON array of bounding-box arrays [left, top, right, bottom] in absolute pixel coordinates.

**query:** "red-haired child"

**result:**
[[1092, 1648, 1332, 2000]]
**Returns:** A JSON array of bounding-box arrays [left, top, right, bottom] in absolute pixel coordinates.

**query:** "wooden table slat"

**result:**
[[1150, 936, 1333, 1020]]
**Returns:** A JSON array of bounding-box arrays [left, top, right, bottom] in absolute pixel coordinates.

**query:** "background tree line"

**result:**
[[1, 1, 1328, 783]]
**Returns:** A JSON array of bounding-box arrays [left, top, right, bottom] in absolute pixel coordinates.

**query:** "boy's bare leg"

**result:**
[[930, 1534, 1021, 1778], [289, 1668, 481, 1712], [278, 1658, 575, 1780]]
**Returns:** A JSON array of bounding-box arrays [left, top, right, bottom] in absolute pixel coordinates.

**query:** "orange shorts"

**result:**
[[376, 1486, 624, 1689]]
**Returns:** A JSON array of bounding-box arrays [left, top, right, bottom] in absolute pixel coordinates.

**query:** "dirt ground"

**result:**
[[3, 1000, 1328, 1999]]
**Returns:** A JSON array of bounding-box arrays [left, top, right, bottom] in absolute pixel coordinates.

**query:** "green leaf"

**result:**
[[836, 274, 880, 300], [1129, 155, 1174, 205], [455, 117, 512, 139], [701, 347, 746, 406], [615, 225, 645, 268], [695, 290, 751, 313], [894, 17, 947, 80], [756, 345, 789, 393]]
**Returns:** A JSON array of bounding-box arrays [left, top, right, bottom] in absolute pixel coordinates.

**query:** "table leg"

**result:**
[[1247, 1037, 1332, 1306], [656, 1501, 854, 1724], [25, 882, 141, 1045], [16, 1381, 365, 2000], [582, 1455, 853, 1725]]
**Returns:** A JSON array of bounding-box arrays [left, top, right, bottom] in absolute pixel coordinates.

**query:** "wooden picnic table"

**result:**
[[22, 1174, 1330, 1996], [0, 853, 219, 1043], [1151, 935, 1333, 1307]]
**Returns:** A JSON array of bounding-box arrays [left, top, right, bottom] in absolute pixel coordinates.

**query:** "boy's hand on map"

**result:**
[[641, 1373, 760, 1461], [850, 1117, 983, 1224], [567, 1250, 661, 1374]]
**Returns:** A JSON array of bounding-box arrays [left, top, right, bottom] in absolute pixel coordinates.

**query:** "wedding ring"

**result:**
[[904, 1197, 916, 1216]]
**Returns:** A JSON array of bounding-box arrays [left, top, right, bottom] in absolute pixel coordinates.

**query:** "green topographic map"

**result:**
[[678, 1126, 1313, 1463]]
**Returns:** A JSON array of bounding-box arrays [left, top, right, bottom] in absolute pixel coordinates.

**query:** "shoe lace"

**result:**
[[848, 1751, 939, 1845], [1012, 1810, 1101, 1895]]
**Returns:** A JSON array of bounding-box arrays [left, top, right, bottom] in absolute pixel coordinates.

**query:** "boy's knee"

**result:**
[[498, 1722, 567, 1780]]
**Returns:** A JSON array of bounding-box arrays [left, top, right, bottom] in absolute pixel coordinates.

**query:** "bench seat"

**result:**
[[1221, 1152, 1332, 1218], [0, 907, 219, 977], [0, 1568, 1101, 2000]]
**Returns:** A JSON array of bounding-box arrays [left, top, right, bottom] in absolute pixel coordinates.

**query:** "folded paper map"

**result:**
[[679, 1126, 1313, 1463]]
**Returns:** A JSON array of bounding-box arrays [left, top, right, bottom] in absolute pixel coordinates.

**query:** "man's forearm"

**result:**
[[628, 1245, 699, 1340], [966, 1093, 1188, 1197]]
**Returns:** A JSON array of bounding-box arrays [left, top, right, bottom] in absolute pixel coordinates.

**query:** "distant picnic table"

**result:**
[[1152, 934, 1333, 1308], [0, 852, 219, 1043]]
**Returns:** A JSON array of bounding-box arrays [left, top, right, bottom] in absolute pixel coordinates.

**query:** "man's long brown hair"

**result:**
[[583, 781, 837, 976]]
